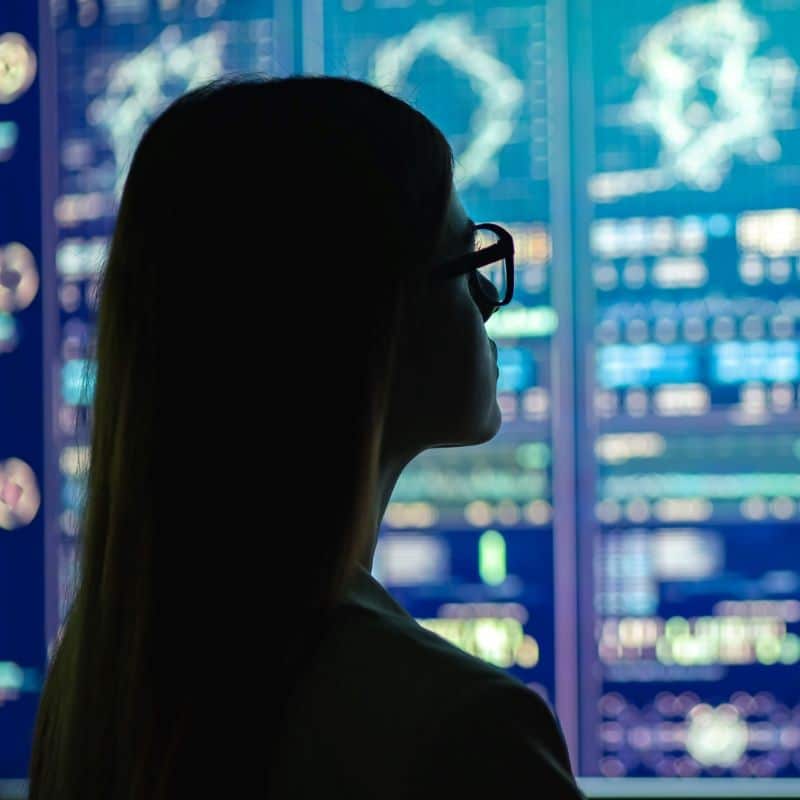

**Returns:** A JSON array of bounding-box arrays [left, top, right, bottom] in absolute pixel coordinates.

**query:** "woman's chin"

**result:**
[[483, 401, 503, 440], [463, 402, 503, 446], [427, 399, 503, 449]]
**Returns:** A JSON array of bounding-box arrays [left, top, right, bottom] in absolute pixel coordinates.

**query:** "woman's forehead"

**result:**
[[441, 189, 472, 251], [449, 190, 470, 233]]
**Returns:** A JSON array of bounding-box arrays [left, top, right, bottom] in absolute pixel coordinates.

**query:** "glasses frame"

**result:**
[[430, 222, 515, 313]]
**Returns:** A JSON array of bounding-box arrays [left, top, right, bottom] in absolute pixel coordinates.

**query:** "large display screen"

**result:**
[[0, 0, 797, 792], [572, 0, 800, 780]]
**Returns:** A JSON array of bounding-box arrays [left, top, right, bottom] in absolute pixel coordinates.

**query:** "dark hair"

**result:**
[[28, 73, 454, 798]]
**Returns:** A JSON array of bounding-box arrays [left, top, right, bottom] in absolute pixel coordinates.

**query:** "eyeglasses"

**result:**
[[429, 222, 515, 319]]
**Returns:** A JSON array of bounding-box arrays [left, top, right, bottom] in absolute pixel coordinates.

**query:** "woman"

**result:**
[[28, 74, 584, 798]]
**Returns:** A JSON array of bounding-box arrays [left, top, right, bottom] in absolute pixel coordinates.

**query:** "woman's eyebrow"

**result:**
[[460, 218, 476, 246]]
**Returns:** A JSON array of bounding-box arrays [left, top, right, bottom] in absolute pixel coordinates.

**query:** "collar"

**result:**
[[341, 563, 414, 622]]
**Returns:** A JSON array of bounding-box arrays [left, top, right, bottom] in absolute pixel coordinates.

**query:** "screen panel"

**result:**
[[311, 0, 573, 735], [0, 1, 45, 786], [42, 0, 294, 659], [29, 1, 295, 788], [572, 0, 800, 780], [9, 0, 799, 794]]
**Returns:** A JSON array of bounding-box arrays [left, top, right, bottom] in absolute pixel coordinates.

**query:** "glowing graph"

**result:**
[[0, 32, 37, 104], [0, 242, 38, 354], [590, 0, 799, 200], [87, 26, 227, 199], [368, 15, 524, 191], [0, 458, 40, 530]]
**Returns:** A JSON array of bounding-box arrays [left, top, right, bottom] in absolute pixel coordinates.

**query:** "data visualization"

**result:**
[[43, 0, 292, 652], [315, 0, 568, 712], [574, 0, 800, 778], [0, 2, 46, 785], [2, 0, 798, 789]]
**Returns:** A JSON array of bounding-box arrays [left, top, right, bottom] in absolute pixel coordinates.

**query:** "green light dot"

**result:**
[[755, 636, 782, 665], [780, 633, 800, 665], [478, 530, 506, 586], [0, 662, 24, 691], [665, 616, 690, 639], [0, 313, 16, 342], [516, 443, 551, 470]]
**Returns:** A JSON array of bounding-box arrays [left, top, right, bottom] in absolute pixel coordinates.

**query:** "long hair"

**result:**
[[28, 73, 454, 799]]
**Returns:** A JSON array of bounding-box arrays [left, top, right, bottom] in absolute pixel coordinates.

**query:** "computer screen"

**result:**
[[571, 0, 800, 782], [315, 0, 568, 718], [0, 2, 45, 789], [0, 0, 798, 793], [40, 0, 294, 658]]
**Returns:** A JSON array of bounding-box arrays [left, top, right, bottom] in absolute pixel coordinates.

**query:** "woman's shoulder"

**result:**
[[317, 604, 581, 795], [278, 594, 580, 798], [332, 566, 535, 700], [316, 597, 551, 734], [404, 675, 584, 798]]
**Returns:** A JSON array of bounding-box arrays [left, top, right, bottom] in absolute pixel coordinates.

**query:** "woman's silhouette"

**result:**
[[28, 74, 584, 798]]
